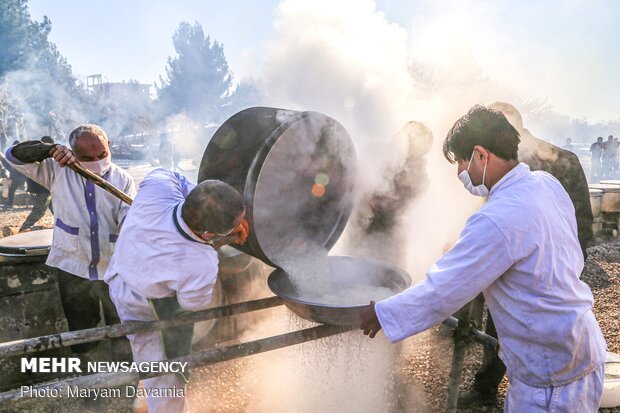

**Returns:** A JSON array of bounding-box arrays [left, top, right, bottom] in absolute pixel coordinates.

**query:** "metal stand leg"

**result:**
[[444, 297, 484, 413], [445, 335, 467, 412]]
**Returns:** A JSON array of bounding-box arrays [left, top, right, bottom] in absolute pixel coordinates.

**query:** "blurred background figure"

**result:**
[[0, 153, 9, 201], [158, 133, 174, 170], [603, 135, 619, 179], [615, 137, 620, 177], [590, 136, 604, 182], [489, 102, 593, 257], [19, 136, 54, 232], [1, 140, 27, 209], [350, 120, 433, 268], [562, 137, 574, 151]]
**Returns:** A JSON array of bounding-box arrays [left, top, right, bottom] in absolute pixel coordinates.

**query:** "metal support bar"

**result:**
[[0, 296, 284, 358], [442, 316, 499, 351], [444, 300, 477, 413], [445, 337, 467, 412], [0, 324, 351, 408]]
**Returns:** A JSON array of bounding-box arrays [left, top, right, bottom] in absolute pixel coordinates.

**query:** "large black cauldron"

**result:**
[[198, 107, 356, 268]]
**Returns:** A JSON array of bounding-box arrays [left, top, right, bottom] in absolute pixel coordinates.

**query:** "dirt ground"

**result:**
[[0, 204, 619, 412], [0, 204, 54, 235]]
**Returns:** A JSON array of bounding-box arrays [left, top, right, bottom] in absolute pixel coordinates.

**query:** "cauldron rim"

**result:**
[[267, 255, 411, 309], [199, 107, 356, 268]]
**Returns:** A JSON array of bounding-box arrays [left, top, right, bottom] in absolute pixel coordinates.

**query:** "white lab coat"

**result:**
[[5, 147, 136, 279], [105, 168, 219, 413], [376, 163, 606, 409]]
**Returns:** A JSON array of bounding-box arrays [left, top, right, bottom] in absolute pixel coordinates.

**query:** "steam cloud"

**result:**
[[5, 2, 617, 410]]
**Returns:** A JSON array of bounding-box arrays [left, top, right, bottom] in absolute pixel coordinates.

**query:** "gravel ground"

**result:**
[[1, 204, 619, 412], [0, 204, 54, 235]]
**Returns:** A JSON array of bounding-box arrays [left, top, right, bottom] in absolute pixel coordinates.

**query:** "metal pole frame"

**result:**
[[0, 296, 284, 358], [0, 324, 351, 408]]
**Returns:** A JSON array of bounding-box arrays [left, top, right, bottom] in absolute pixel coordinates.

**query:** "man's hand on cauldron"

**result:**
[[230, 218, 250, 245], [360, 301, 382, 338]]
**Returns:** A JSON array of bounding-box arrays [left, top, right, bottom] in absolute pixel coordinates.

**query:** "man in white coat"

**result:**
[[4, 125, 136, 359], [105, 168, 247, 413], [360, 105, 606, 412]]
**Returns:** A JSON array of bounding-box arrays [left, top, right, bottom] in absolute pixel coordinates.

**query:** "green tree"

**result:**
[[0, 0, 87, 144], [157, 22, 234, 123], [0, 0, 45, 75]]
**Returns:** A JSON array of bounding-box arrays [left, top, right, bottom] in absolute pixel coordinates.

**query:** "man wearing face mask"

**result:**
[[360, 105, 606, 411], [4, 124, 136, 365], [455, 101, 596, 408]]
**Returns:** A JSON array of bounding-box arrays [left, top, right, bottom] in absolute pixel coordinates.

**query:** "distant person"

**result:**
[[590, 136, 604, 182], [351, 121, 432, 267], [0, 153, 12, 203], [490, 102, 593, 258], [19, 136, 54, 232], [173, 148, 182, 171], [602, 135, 618, 178], [562, 137, 574, 151], [0, 126, 8, 152], [615, 137, 620, 177], [1, 140, 27, 208], [158, 133, 174, 170]]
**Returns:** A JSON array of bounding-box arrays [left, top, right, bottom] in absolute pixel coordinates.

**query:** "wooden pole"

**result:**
[[68, 163, 133, 205], [0, 296, 284, 358]]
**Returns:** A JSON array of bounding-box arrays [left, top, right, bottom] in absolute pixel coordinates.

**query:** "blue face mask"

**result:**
[[458, 150, 489, 197]]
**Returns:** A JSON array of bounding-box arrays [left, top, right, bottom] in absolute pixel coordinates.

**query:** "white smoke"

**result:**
[[1, 68, 88, 144], [259, 0, 500, 279], [234, 1, 501, 411], [263, 0, 412, 155]]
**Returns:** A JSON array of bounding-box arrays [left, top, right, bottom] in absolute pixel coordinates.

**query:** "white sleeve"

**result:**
[[117, 175, 137, 225], [139, 168, 195, 196], [176, 254, 219, 312], [172, 171, 195, 197], [375, 213, 514, 343], [4, 147, 56, 189]]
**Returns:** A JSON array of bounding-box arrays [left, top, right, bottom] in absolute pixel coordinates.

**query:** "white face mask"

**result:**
[[458, 150, 489, 197], [80, 155, 111, 176]]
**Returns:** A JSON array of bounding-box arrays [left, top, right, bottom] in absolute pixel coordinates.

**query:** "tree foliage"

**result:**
[[229, 78, 263, 114], [0, 0, 86, 145], [157, 22, 234, 123]]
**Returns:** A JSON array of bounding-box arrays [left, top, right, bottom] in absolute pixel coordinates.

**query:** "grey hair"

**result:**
[[69, 124, 108, 147]]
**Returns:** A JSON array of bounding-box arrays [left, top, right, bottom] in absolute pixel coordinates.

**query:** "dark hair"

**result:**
[[443, 105, 520, 163], [182, 180, 244, 234], [41, 136, 54, 144]]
